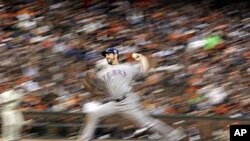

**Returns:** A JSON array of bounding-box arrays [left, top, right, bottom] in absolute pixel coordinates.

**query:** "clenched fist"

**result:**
[[132, 53, 142, 61]]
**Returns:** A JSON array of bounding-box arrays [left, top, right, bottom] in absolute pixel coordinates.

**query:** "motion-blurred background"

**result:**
[[0, 0, 249, 140]]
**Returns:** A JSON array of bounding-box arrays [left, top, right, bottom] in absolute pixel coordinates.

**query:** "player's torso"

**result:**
[[1, 90, 21, 110], [98, 64, 133, 98]]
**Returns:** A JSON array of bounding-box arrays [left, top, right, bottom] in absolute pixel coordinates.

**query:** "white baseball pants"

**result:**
[[78, 94, 180, 141], [1, 110, 24, 141]]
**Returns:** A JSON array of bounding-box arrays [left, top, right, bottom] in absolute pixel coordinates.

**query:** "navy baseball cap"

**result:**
[[101, 48, 119, 56]]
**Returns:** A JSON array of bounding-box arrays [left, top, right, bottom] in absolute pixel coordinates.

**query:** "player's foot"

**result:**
[[76, 139, 88, 141], [123, 127, 149, 139]]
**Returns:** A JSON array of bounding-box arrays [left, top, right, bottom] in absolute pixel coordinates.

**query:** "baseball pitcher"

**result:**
[[78, 48, 186, 141]]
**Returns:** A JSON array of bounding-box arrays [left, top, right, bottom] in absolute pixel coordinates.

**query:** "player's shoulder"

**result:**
[[112, 63, 135, 71], [1, 90, 16, 99], [122, 62, 138, 67], [123, 62, 140, 69], [97, 63, 137, 73], [1, 90, 13, 95], [98, 65, 110, 73], [96, 66, 110, 77]]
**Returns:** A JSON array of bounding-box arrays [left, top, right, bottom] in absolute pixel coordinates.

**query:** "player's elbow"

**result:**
[[141, 56, 150, 73]]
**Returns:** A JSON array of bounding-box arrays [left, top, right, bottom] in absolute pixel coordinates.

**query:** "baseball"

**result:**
[[132, 53, 141, 60]]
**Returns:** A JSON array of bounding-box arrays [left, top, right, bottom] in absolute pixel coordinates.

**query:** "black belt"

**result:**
[[113, 95, 127, 102]]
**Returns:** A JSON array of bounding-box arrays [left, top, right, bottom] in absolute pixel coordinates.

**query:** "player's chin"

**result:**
[[107, 61, 112, 65]]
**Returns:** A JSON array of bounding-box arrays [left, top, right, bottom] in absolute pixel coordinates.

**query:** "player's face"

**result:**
[[105, 53, 117, 65]]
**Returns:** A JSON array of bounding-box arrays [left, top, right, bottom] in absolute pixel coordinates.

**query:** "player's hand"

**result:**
[[24, 119, 35, 125], [85, 69, 96, 80], [132, 53, 142, 61]]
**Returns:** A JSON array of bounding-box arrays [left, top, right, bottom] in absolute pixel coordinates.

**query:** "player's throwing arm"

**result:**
[[132, 53, 150, 74]]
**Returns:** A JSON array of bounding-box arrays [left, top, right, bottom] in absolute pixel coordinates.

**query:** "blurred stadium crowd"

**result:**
[[0, 0, 249, 121]]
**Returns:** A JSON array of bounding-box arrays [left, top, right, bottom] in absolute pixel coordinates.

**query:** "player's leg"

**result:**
[[77, 101, 117, 141], [12, 124, 22, 141], [12, 111, 24, 141], [2, 125, 21, 141], [2, 125, 11, 141], [121, 105, 174, 139], [120, 96, 185, 141]]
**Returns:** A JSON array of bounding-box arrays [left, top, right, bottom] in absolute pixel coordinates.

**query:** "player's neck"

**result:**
[[112, 60, 119, 65]]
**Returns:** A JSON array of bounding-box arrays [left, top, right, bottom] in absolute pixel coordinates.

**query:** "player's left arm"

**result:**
[[82, 70, 106, 95], [0, 99, 18, 106], [0, 92, 20, 106], [132, 53, 150, 74]]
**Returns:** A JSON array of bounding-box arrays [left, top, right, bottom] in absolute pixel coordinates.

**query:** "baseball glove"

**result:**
[[82, 70, 106, 95]]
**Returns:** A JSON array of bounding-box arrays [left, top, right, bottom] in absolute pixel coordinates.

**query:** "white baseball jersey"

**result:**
[[97, 63, 142, 99], [0, 90, 22, 111], [1, 90, 25, 141], [79, 62, 186, 141], [0, 90, 24, 126]]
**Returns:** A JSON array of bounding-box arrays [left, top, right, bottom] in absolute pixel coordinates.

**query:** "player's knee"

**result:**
[[146, 119, 162, 127], [137, 119, 158, 128]]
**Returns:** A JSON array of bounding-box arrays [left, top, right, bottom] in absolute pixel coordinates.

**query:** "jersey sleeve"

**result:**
[[129, 63, 143, 79]]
